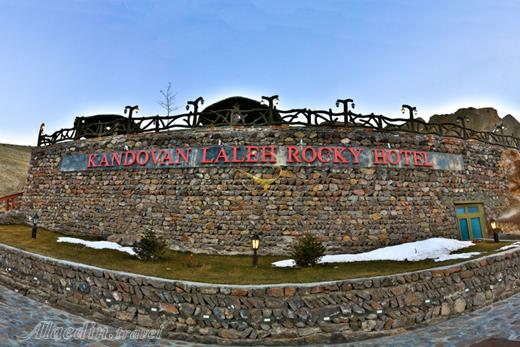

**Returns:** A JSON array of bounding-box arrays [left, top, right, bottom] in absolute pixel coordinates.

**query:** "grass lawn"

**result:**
[[0, 225, 512, 285]]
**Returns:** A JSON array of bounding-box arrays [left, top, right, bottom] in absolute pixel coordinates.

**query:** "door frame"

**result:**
[[454, 201, 488, 241]]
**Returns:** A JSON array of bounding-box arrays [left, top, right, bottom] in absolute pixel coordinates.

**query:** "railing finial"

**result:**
[[336, 99, 355, 124], [124, 105, 139, 118], [261, 95, 279, 123], [186, 97, 205, 127], [37, 123, 45, 147], [186, 97, 204, 113], [401, 105, 417, 120]]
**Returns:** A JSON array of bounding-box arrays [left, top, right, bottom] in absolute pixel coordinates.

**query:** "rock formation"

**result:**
[[499, 149, 520, 232], [501, 114, 520, 137], [429, 107, 502, 132]]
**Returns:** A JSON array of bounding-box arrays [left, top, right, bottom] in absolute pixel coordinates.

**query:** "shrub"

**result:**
[[133, 229, 167, 261], [290, 233, 326, 267]]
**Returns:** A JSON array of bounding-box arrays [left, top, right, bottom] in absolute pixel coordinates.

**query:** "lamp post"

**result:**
[[251, 233, 260, 268], [490, 219, 500, 243], [31, 213, 39, 239]]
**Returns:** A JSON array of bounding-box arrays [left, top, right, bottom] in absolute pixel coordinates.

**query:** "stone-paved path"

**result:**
[[1, 284, 519, 347], [335, 293, 520, 347]]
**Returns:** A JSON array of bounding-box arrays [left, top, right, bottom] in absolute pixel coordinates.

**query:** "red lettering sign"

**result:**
[[302, 146, 317, 163], [387, 149, 400, 165], [177, 148, 190, 164], [348, 147, 362, 164], [423, 152, 434, 167], [87, 154, 97, 168], [149, 148, 162, 165], [287, 146, 301, 163], [401, 150, 412, 166], [214, 147, 230, 163], [123, 151, 136, 166], [373, 149, 387, 165], [98, 153, 109, 167], [261, 145, 276, 163], [136, 150, 149, 166], [333, 147, 349, 163], [110, 152, 122, 166], [231, 146, 245, 163], [81, 145, 440, 170], [201, 147, 214, 164], [160, 150, 174, 165], [245, 146, 259, 163], [317, 147, 332, 163]]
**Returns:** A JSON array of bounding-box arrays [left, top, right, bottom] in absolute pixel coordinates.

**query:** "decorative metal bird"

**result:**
[[237, 168, 284, 191]]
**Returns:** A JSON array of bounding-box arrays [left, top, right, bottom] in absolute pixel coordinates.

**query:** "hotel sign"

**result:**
[[60, 145, 464, 171]]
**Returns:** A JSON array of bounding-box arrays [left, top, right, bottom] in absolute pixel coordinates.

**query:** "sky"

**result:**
[[1, 0, 520, 145]]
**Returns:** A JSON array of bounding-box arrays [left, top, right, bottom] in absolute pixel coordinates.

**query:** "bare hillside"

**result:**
[[0, 143, 32, 197]]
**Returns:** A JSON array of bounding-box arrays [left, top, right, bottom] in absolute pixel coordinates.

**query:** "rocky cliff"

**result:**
[[429, 107, 520, 137]]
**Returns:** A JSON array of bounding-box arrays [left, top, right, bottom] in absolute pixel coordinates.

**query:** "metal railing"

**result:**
[[0, 193, 23, 211], [36, 96, 520, 149]]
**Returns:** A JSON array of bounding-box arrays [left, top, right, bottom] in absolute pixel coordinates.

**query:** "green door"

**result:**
[[459, 218, 470, 240], [455, 204, 486, 241]]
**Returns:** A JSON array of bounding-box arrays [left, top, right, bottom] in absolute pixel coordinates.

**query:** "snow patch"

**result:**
[[57, 237, 136, 256], [499, 241, 520, 251], [433, 252, 481, 262], [272, 238, 478, 268]]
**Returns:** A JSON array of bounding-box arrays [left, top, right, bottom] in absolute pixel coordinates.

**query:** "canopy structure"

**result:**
[[199, 96, 282, 125]]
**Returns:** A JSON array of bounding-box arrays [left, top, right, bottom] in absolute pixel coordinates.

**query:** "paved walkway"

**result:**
[[336, 293, 520, 347], [1, 284, 519, 347]]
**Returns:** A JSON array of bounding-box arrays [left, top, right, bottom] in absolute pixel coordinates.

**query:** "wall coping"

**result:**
[[38, 125, 480, 150], [0, 240, 518, 289]]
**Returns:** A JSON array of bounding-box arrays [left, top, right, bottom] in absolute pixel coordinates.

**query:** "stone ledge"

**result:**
[[0, 242, 519, 345]]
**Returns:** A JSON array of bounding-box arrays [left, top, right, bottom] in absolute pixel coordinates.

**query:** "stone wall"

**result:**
[[20, 126, 510, 255], [0, 243, 519, 345]]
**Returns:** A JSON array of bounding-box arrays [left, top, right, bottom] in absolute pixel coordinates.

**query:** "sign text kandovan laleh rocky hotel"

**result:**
[[61, 145, 464, 171]]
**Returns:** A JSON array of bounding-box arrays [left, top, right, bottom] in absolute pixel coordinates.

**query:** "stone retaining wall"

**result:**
[[0, 243, 519, 345], [20, 127, 510, 255]]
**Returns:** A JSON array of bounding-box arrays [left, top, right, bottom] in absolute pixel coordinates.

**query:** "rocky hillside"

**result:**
[[0, 144, 32, 197], [429, 107, 520, 137]]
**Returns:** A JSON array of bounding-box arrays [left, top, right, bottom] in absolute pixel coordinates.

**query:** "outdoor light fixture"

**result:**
[[251, 233, 260, 268], [490, 219, 500, 243], [401, 104, 417, 120], [492, 123, 506, 134], [31, 212, 39, 239]]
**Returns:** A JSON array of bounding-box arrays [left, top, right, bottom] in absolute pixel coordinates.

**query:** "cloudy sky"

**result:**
[[1, 0, 520, 145]]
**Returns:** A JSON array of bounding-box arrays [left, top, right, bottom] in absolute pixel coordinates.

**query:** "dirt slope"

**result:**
[[0, 143, 32, 197]]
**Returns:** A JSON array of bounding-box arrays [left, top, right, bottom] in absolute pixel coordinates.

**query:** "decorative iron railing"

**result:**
[[0, 192, 23, 211], [37, 96, 520, 149]]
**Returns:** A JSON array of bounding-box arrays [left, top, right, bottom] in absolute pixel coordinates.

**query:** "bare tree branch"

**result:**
[[157, 82, 179, 116]]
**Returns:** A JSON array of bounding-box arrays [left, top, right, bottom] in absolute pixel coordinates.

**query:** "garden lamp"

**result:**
[[251, 233, 260, 268], [490, 219, 500, 243], [31, 212, 39, 239]]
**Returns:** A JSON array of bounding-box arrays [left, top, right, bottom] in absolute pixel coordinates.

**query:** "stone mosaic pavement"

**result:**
[[336, 292, 520, 347], [1, 284, 519, 347]]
